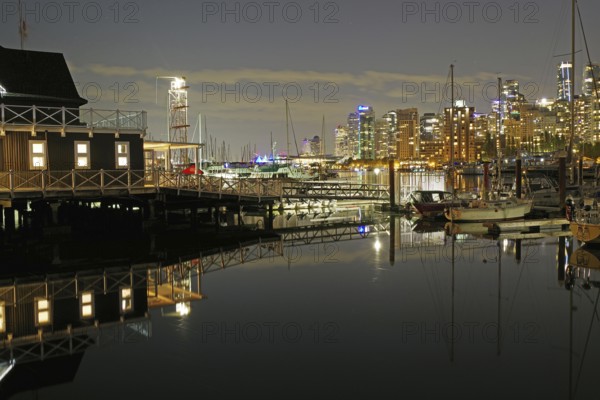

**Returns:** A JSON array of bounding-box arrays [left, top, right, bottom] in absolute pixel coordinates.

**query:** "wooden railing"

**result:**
[[0, 169, 390, 202], [0, 104, 147, 131], [0, 169, 145, 195]]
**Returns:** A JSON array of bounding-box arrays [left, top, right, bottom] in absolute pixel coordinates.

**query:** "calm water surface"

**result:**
[[4, 173, 599, 399]]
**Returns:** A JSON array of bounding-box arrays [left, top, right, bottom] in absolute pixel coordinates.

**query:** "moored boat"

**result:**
[[444, 198, 533, 222], [403, 190, 455, 218], [570, 202, 600, 244], [249, 164, 315, 180]]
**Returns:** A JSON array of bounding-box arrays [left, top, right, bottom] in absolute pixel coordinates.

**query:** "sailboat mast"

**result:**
[[286, 99, 290, 165], [450, 64, 455, 197], [567, 0, 576, 164], [498, 77, 503, 191], [321, 115, 326, 157]]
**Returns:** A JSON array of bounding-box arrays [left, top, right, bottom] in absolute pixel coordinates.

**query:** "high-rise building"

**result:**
[[396, 108, 419, 160], [356, 105, 375, 160], [334, 125, 350, 158], [472, 113, 491, 159], [381, 111, 398, 159], [375, 118, 389, 159], [582, 63, 600, 97], [347, 112, 359, 158], [301, 135, 321, 156], [420, 113, 441, 141], [557, 62, 573, 102], [503, 79, 526, 120], [443, 100, 476, 163]]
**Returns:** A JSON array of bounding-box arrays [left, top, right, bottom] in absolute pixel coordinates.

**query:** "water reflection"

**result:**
[[4, 207, 600, 399], [338, 170, 484, 202]]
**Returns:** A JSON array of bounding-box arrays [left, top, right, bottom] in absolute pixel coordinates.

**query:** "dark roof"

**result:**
[[0, 45, 86, 107]]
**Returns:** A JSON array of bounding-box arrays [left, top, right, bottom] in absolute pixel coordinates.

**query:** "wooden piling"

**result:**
[[559, 156, 566, 209], [578, 156, 583, 187], [389, 214, 395, 266], [388, 159, 396, 210], [515, 158, 522, 199]]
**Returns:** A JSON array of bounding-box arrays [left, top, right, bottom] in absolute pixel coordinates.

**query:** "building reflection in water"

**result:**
[[0, 235, 285, 397]]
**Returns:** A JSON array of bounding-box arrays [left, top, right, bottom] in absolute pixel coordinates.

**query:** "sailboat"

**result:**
[[250, 101, 315, 180], [568, 0, 600, 243], [444, 70, 533, 222]]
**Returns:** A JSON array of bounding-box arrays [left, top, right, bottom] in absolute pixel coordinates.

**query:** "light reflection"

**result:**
[[374, 239, 381, 252], [176, 302, 191, 316]]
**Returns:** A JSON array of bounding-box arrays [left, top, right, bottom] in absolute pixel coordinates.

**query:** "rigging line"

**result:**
[[576, 1, 600, 104], [416, 242, 448, 333], [574, 287, 600, 396], [287, 104, 301, 156], [500, 244, 528, 335], [419, 259, 451, 357], [436, 67, 452, 116], [539, 0, 570, 99]]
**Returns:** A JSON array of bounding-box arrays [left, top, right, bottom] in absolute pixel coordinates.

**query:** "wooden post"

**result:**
[[483, 162, 490, 200], [267, 203, 274, 231], [389, 214, 396, 266], [4, 207, 14, 233], [388, 159, 396, 210], [515, 158, 522, 199], [559, 155, 566, 209], [578, 156, 583, 187], [558, 236, 566, 283]]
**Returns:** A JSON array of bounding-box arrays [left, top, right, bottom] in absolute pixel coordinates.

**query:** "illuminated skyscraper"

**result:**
[[396, 108, 419, 160], [443, 100, 476, 163], [582, 63, 600, 97], [347, 112, 359, 158], [380, 111, 398, 159], [334, 125, 350, 157], [420, 113, 441, 141], [356, 105, 375, 160], [557, 62, 573, 101]]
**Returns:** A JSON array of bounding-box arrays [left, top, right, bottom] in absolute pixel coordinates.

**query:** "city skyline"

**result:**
[[1, 0, 599, 158]]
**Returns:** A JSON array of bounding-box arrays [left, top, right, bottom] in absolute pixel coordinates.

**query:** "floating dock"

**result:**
[[485, 218, 570, 234]]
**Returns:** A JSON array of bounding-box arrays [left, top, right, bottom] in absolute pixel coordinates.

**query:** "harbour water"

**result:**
[[2, 173, 599, 399]]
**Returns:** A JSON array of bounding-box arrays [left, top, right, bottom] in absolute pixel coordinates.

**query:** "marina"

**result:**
[[4, 0, 600, 397]]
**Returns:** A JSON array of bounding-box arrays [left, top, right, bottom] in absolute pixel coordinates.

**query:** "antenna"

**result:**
[[18, 0, 27, 50]]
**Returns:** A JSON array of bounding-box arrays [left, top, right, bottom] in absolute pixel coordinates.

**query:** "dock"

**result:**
[[485, 218, 570, 234]]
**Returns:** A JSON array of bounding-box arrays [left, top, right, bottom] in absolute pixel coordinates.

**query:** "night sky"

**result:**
[[1, 0, 598, 157]]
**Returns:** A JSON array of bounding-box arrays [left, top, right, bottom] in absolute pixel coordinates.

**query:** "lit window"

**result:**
[[35, 297, 52, 326], [115, 142, 130, 169], [120, 286, 133, 313], [74, 141, 90, 169], [29, 141, 46, 170], [80, 291, 94, 319]]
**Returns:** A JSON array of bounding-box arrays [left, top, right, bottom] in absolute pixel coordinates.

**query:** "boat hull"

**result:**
[[444, 200, 533, 222], [413, 203, 446, 218]]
